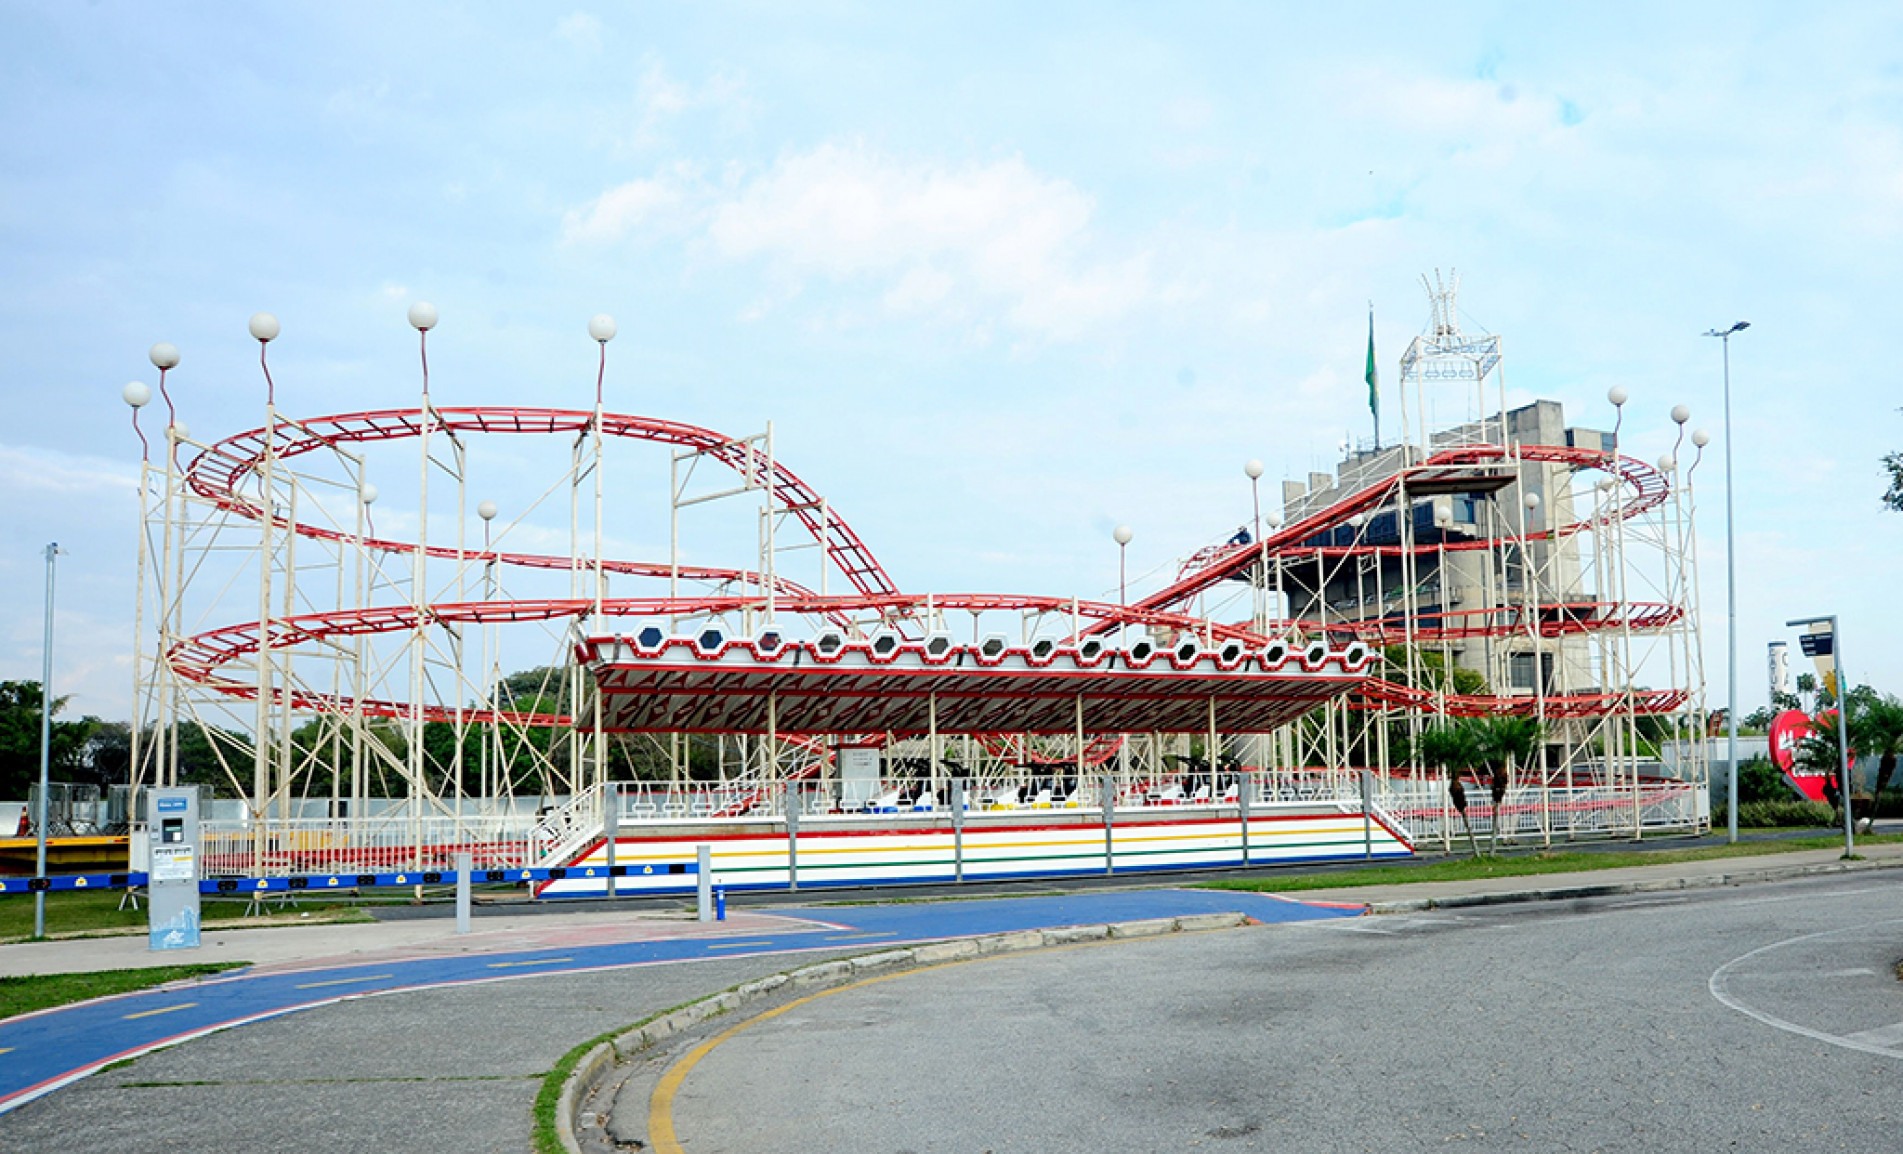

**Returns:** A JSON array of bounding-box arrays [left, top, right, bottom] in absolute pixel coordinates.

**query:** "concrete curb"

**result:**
[[555, 1042, 616, 1152], [1363, 852, 1903, 914], [558, 912, 1252, 1153]]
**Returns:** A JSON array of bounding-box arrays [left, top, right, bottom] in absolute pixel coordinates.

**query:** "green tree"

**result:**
[[1852, 690, 1903, 803], [0, 681, 97, 800], [171, 722, 255, 799], [1407, 714, 1543, 857], [1470, 715, 1543, 854], [1793, 713, 1851, 817], [1340, 646, 1490, 770], [81, 721, 133, 787], [1793, 692, 1903, 819], [1409, 721, 1485, 857], [1882, 415, 1903, 513], [1741, 692, 1802, 733], [1735, 755, 1797, 804]]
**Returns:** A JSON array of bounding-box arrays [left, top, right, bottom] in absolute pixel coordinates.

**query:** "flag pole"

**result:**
[[1366, 302, 1381, 450]]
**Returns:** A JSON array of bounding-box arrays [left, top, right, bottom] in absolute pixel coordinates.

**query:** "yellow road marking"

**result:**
[[649, 964, 950, 1154], [123, 1002, 196, 1021], [294, 973, 395, 990], [0, 1047, 12, 1055], [485, 956, 573, 969], [702, 940, 774, 951], [648, 930, 1229, 1153]]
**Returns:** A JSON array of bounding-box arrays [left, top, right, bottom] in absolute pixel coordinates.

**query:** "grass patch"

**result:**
[[0, 962, 248, 1020], [532, 1025, 623, 1154], [1738, 801, 1836, 828], [1201, 833, 1903, 894], [530, 982, 773, 1154], [0, 889, 148, 941]]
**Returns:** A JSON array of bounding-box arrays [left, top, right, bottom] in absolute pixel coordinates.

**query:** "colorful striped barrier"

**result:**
[[1, 862, 698, 897], [0, 872, 145, 895]]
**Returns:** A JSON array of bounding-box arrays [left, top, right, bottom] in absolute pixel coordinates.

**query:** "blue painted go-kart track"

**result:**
[[0, 887, 1359, 1113], [0, 860, 683, 896]]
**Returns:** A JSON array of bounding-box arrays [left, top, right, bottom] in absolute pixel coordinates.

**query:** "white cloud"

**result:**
[[554, 11, 604, 54], [611, 61, 746, 151], [323, 78, 392, 122], [707, 144, 1094, 275], [561, 171, 691, 244], [883, 265, 954, 314], [0, 444, 140, 496], [567, 141, 1159, 341], [1339, 70, 1560, 140], [632, 63, 692, 144]]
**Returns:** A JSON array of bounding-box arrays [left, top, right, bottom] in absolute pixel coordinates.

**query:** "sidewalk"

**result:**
[[1291, 839, 1903, 912], [3, 840, 1899, 979], [0, 906, 795, 979]]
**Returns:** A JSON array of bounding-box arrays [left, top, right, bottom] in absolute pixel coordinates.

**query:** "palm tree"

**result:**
[[1793, 714, 1848, 819], [1471, 715, 1543, 853], [1850, 690, 1903, 811], [1411, 722, 1484, 857]]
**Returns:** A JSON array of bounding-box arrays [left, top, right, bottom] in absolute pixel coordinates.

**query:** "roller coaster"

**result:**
[[120, 282, 1709, 891]]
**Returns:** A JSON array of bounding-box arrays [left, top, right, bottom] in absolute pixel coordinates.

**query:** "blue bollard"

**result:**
[[715, 885, 726, 921]]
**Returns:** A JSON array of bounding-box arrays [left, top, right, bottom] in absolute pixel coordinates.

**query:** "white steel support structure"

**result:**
[[1233, 275, 1707, 845], [117, 290, 1706, 890]]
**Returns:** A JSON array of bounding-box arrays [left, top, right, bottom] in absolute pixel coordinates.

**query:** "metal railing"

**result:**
[[1381, 781, 1701, 846], [183, 774, 1701, 879], [199, 814, 543, 877]]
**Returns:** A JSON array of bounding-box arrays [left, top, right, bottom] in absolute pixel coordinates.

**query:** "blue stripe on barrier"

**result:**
[[2, 862, 697, 896], [196, 861, 697, 894], [0, 872, 147, 894]]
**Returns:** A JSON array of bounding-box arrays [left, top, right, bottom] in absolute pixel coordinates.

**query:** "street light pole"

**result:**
[[1113, 525, 1134, 607], [1705, 320, 1749, 842], [1245, 459, 1266, 629], [1244, 460, 1264, 543], [1788, 615, 1854, 858], [34, 542, 59, 940]]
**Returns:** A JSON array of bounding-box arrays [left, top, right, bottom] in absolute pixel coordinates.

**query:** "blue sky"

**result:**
[[3, 2, 1900, 720]]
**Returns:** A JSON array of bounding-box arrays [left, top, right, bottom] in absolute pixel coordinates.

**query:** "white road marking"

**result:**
[[1842, 1021, 1903, 1048], [1729, 885, 1893, 908], [1708, 916, 1903, 1061], [1308, 921, 1398, 935]]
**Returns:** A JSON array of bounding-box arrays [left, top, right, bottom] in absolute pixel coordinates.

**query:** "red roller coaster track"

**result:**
[[164, 411, 1686, 732]]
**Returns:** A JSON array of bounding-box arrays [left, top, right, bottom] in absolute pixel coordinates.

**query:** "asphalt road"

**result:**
[[0, 954, 803, 1154], [0, 888, 1351, 1151], [653, 873, 1903, 1153]]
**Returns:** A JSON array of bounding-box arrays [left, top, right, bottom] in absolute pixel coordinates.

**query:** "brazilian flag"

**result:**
[[1365, 305, 1380, 448]]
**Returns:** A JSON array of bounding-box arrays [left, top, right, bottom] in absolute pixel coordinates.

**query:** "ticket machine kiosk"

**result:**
[[146, 786, 201, 951]]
